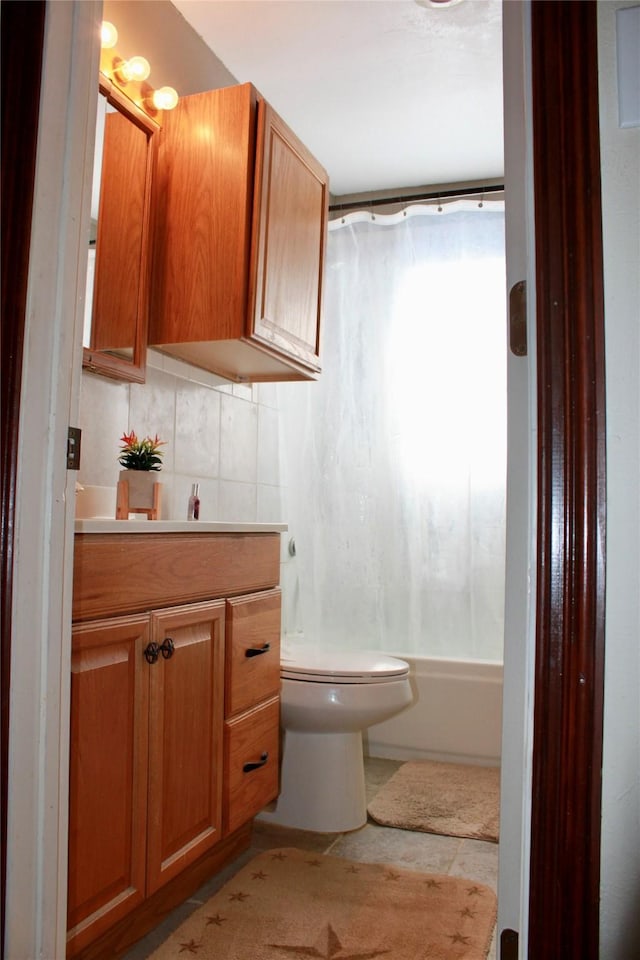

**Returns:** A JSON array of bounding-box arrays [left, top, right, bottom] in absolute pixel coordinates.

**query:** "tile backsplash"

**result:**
[[78, 350, 284, 524]]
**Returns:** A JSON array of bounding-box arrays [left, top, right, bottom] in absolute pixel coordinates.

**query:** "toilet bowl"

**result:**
[[258, 648, 412, 833]]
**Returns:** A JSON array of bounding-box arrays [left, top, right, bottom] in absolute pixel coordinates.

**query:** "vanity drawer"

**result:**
[[225, 589, 281, 717], [73, 533, 281, 621], [223, 696, 279, 835]]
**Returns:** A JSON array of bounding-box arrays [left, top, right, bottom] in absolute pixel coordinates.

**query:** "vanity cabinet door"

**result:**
[[67, 615, 150, 956], [146, 600, 225, 894]]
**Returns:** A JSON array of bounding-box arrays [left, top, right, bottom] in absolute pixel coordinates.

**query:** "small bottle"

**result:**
[[187, 483, 200, 520]]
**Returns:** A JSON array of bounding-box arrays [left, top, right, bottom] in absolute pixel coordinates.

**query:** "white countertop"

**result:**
[[74, 519, 288, 534]]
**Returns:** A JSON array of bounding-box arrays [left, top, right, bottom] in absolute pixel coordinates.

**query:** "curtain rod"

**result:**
[[329, 183, 505, 213]]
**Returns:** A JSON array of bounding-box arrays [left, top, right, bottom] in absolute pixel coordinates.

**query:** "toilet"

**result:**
[[258, 647, 412, 833]]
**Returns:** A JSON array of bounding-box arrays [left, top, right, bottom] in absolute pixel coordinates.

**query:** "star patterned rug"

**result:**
[[148, 847, 497, 959], [367, 760, 500, 843]]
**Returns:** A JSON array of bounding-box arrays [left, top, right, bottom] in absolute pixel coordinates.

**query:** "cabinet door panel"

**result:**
[[226, 588, 281, 717], [146, 600, 225, 894], [67, 615, 149, 955], [249, 100, 328, 372], [149, 84, 255, 346]]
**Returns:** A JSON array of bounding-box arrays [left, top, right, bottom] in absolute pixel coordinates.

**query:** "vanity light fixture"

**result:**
[[100, 22, 179, 116], [116, 55, 151, 84], [101, 21, 118, 49], [151, 86, 180, 111], [415, 0, 464, 8]]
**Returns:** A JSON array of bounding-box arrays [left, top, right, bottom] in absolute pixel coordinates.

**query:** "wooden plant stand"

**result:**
[[116, 478, 162, 520]]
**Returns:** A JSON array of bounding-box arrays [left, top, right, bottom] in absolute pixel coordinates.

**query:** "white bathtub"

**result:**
[[363, 655, 503, 767]]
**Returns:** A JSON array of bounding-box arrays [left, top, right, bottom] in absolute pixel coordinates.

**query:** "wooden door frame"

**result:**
[[0, 1, 47, 948], [528, 2, 606, 957]]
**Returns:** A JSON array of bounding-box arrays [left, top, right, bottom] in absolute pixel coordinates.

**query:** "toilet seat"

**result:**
[[280, 649, 409, 684]]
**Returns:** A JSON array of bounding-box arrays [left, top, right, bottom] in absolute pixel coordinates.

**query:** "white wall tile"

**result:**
[[129, 367, 177, 473], [218, 479, 257, 522], [257, 483, 283, 522], [80, 356, 284, 524], [78, 372, 130, 485], [257, 404, 280, 485], [174, 381, 220, 477], [256, 382, 279, 408], [219, 394, 258, 482]]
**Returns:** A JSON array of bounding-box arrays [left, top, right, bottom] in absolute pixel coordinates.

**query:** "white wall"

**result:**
[[598, 3, 640, 957]]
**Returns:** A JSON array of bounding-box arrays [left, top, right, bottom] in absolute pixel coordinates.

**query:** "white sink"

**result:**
[[74, 519, 288, 534], [75, 485, 116, 519]]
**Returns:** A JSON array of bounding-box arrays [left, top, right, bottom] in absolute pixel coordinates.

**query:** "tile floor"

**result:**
[[123, 757, 498, 959]]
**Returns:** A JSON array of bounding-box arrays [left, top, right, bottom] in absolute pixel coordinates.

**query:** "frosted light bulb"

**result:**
[[152, 86, 179, 111], [101, 21, 118, 48], [121, 56, 151, 82]]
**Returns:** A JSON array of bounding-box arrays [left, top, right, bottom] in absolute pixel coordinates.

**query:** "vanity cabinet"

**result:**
[[68, 532, 282, 959], [67, 601, 224, 953], [149, 83, 328, 383]]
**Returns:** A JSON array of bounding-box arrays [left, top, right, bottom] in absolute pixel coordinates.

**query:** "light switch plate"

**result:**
[[67, 426, 82, 470]]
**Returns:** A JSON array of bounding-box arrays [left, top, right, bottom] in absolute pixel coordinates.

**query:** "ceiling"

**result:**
[[171, 0, 504, 197]]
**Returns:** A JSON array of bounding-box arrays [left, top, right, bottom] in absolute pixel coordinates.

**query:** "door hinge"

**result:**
[[67, 426, 81, 470], [509, 280, 527, 357], [500, 928, 519, 960]]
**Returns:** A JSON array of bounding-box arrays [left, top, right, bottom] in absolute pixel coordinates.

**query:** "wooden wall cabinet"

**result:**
[[68, 533, 282, 959], [83, 78, 158, 383], [149, 83, 329, 383]]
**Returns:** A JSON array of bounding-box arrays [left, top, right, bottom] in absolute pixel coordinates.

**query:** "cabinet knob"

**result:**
[[144, 639, 175, 664], [160, 637, 175, 660], [144, 641, 159, 664], [245, 643, 270, 658], [243, 752, 269, 773]]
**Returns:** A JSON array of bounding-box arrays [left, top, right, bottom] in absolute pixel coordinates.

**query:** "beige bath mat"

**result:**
[[368, 760, 500, 842], [149, 847, 496, 959]]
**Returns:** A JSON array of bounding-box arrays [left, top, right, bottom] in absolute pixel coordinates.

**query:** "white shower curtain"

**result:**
[[278, 201, 506, 661]]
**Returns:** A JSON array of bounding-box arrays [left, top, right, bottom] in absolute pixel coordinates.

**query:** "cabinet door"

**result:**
[[149, 84, 255, 349], [146, 600, 225, 894], [67, 615, 150, 956], [249, 99, 328, 374]]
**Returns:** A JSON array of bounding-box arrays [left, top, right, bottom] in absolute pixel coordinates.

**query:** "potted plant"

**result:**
[[118, 430, 165, 472], [116, 430, 165, 518]]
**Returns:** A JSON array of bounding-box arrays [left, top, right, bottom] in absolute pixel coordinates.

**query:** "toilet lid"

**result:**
[[281, 649, 410, 683]]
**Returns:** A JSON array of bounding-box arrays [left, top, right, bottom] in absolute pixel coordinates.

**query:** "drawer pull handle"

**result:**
[[245, 643, 270, 658], [243, 752, 269, 773]]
